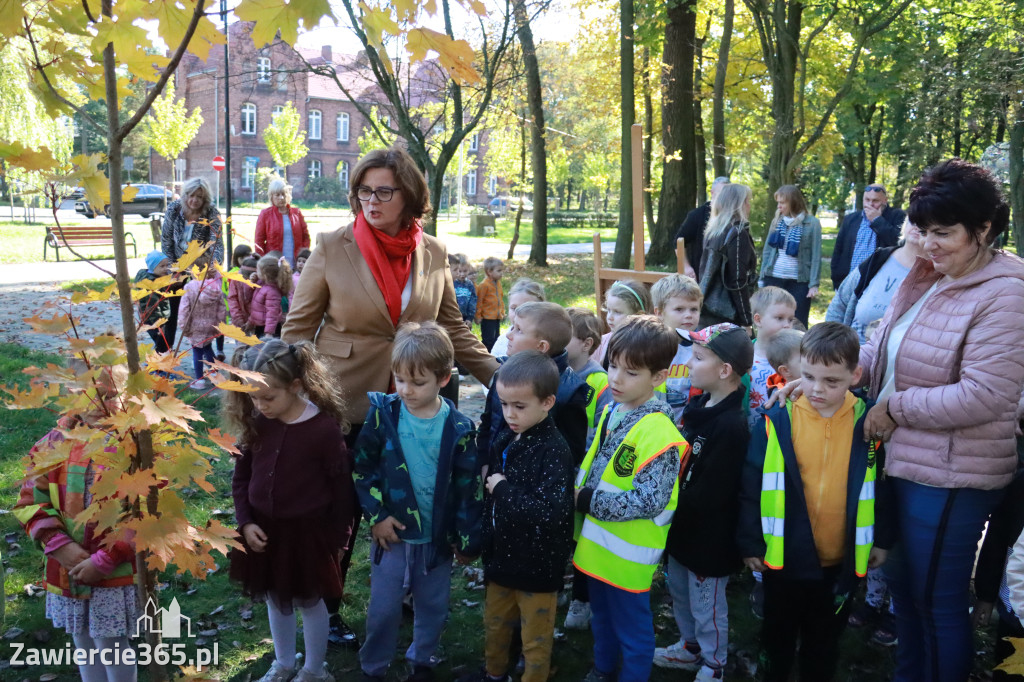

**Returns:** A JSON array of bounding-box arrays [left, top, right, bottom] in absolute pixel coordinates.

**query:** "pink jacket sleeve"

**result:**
[[263, 286, 282, 332], [888, 289, 1024, 430]]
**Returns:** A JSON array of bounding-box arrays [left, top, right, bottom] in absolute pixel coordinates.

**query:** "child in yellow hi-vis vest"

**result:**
[[572, 315, 687, 682], [737, 322, 893, 682]]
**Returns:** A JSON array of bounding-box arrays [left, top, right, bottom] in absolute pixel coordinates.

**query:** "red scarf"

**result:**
[[354, 212, 422, 327]]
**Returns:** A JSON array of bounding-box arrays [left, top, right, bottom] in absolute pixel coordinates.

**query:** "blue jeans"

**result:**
[[885, 478, 1002, 682], [360, 543, 452, 677], [192, 344, 215, 380], [588, 576, 655, 682]]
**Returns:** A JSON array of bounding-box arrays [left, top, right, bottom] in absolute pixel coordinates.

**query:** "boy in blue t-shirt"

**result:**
[[353, 321, 482, 682]]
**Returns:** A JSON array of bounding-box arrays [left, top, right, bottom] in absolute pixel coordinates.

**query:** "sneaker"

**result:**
[[653, 641, 702, 670], [870, 613, 898, 647], [257, 661, 298, 682], [405, 664, 434, 682], [455, 670, 510, 682], [189, 378, 210, 390], [581, 669, 616, 682], [750, 581, 765, 620], [327, 614, 359, 649], [216, 353, 226, 362], [848, 602, 882, 628], [294, 664, 334, 682], [564, 599, 592, 630], [694, 665, 725, 681]]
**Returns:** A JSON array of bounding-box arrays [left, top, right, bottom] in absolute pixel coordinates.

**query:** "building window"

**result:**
[[276, 71, 288, 90], [272, 165, 285, 178], [272, 105, 284, 121], [466, 168, 477, 196], [337, 112, 350, 142], [241, 103, 256, 135], [257, 56, 271, 83], [242, 156, 259, 188], [308, 159, 321, 179], [338, 161, 349, 189], [469, 132, 479, 152], [308, 109, 322, 140], [488, 174, 497, 196]]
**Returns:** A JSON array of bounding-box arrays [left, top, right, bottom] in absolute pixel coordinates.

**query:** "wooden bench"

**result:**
[[44, 225, 137, 262]]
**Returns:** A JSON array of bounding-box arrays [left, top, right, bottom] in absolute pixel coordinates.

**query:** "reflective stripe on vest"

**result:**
[[585, 372, 609, 431], [759, 400, 877, 576], [573, 407, 686, 592]]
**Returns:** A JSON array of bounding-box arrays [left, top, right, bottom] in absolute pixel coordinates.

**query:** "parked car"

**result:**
[[75, 183, 172, 218], [487, 195, 533, 217]]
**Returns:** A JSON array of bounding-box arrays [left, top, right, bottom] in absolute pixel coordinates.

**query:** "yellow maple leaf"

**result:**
[[406, 28, 481, 85], [91, 17, 170, 82], [174, 240, 210, 273], [208, 358, 266, 384], [0, 0, 25, 40], [0, 141, 59, 175], [23, 312, 72, 335], [116, 470, 161, 501], [215, 263, 256, 287], [201, 519, 242, 556], [465, 0, 486, 15], [996, 637, 1024, 675], [129, 394, 205, 432], [359, 4, 402, 48], [217, 322, 261, 346], [71, 281, 119, 304], [206, 427, 242, 456], [126, 0, 226, 62], [66, 154, 110, 209], [234, 0, 335, 47]]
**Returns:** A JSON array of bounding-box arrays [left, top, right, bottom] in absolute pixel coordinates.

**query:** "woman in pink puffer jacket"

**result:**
[[859, 159, 1024, 682], [179, 261, 227, 390]]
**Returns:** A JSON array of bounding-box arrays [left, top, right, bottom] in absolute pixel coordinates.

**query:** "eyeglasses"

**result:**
[[355, 185, 399, 203]]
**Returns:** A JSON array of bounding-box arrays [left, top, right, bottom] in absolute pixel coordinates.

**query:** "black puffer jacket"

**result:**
[[482, 417, 574, 592]]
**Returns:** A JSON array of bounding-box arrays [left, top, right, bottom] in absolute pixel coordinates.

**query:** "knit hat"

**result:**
[[690, 323, 754, 376], [146, 250, 170, 274]]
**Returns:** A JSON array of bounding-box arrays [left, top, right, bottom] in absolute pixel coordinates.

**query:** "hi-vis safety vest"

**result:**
[[584, 372, 609, 431], [760, 400, 877, 577], [573, 406, 686, 592]]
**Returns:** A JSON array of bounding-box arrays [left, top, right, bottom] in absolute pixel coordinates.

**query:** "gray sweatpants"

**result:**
[[667, 556, 730, 670], [359, 542, 453, 677]]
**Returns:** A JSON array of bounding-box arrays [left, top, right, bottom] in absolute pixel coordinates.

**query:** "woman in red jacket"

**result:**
[[255, 178, 310, 268]]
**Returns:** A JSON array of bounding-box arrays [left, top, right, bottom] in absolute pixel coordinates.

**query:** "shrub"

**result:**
[[548, 211, 617, 230], [302, 176, 345, 203]]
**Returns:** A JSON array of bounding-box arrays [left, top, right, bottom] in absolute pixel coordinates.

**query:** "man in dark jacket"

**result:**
[[830, 184, 906, 289], [675, 176, 729, 280], [478, 351, 574, 682]]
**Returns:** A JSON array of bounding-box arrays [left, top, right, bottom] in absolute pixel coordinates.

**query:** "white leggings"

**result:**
[[72, 633, 137, 682], [267, 596, 329, 673]]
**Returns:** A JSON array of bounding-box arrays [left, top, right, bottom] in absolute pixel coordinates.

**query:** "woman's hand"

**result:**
[[863, 399, 897, 442], [764, 378, 803, 409], [242, 523, 268, 552], [68, 556, 105, 584], [807, 286, 819, 299], [485, 473, 506, 494]]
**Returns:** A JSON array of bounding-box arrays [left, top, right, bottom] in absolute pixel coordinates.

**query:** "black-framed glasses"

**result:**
[[355, 185, 400, 202]]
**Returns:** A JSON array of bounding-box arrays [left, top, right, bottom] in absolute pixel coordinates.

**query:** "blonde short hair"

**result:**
[[651, 274, 702, 311], [508, 278, 546, 302], [765, 328, 804, 371], [268, 177, 292, 203], [750, 286, 797, 317], [514, 302, 572, 355]]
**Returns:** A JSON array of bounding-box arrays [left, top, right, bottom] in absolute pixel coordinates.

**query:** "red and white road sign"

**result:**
[[212, 156, 226, 172]]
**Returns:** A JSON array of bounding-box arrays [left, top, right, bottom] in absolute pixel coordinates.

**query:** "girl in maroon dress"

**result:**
[[223, 339, 355, 682]]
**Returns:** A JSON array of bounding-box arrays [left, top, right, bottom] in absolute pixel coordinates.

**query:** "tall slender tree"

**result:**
[[513, 0, 549, 265]]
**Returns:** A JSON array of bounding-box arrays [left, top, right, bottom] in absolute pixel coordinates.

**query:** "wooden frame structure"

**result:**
[[594, 124, 686, 325]]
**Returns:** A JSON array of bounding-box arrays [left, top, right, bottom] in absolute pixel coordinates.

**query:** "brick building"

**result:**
[[156, 21, 496, 206]]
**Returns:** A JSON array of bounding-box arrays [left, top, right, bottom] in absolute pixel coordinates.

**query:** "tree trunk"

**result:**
[[642, 48, 656, 242], [762, 1, 801, 235], [514, 0, 548, 266], [1010, 100, 1024, 256], [508, 114, 528, 260], [694, 28, 708, 205], [711, 0, 733, 179], [649, 0, 697, 266], [612, 0, 636, 269]]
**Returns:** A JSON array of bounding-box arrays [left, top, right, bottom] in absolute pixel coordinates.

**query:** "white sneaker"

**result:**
[[563, 599, 591, 629], [189, 378, 210, 390], [257, 661, 298, 682], [293, 663, 334, 682], [694, 664, 725, 681], [653, 641, 702, 670]]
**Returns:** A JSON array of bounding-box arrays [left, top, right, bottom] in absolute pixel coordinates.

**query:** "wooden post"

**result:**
[[631, 123, 645, 271]]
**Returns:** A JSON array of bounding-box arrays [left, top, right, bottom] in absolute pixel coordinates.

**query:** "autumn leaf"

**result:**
[[406, 28, 481, 85], [91, 17, 170, 82], [217, 322, 261, 346], [66, 154, 111, 209], [0, 141, 59, 175], [116, 470, 161, 501], [23, 312, 72, 335], [216, 263, 256, 287], [997, 637, 1024, 675], [174, 240, 211, 273], [0, 0, 25, 40], [206, 427, 242, 456], [71, 282, 119, 303], [129, 394, 205, 432], [201, 519, 243, 556], [359, 4, 401, 48], [234, 0, 335, 47], [126, 0, 226, 62], [207, 358, 266, 384]]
